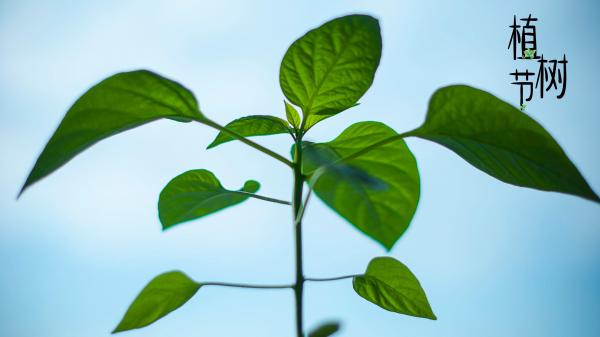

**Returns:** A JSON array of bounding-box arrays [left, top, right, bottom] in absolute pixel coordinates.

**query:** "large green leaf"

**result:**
[[302, 122, 420, 250], [308, 321, 340, 337], [279, 14, 382, 129], [20, 70, 200, 196], [159, 169, 260, 229], [207, 115, 291, 149], [113, 271, 201, 333], [411, 85, 599, 202], [353, 257, 436, 320]]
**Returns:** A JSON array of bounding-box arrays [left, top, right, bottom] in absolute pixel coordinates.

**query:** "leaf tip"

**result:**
[[424, 310, 438, 320], [16, 186, 25, 200], [111, 322, 129, 334], [17, 175, 35, 199], [380, 240, 395, 252], [243, 180, 261, 193], [588, 189, 600, 204], [159, 212, 176, 232], [160, 220, 174, 232]]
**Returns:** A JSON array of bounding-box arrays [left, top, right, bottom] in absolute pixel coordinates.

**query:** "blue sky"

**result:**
[[1, 1, 599, 336]]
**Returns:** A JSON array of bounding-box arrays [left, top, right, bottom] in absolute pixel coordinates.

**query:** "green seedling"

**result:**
[[19, 14, 598, 337]]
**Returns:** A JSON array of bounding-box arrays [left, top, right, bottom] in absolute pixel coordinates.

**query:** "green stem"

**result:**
[[292, 133, 305, 337], [294, 187, 312, 225], [305, 274, 362, 282], [199, 118, 294, 168], [202, 282, 293, 289], [235, 192, 291, 205]]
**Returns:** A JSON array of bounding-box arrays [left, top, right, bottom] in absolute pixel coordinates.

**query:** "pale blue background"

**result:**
[[1, 1, 599, 336]]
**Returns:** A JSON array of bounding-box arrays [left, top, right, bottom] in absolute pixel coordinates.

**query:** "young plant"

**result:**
[[19, 14, 598, 337]]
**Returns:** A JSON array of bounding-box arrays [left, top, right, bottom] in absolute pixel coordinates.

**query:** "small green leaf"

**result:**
[[20, 70, 200, 196], [159, 169, 260, 229], [207, 115, 291, 149], [411, 85, 599, 203], [279, 14, 382, 130], [523, 49, 536, 59], [113, 271, 201, 333], [353, 257, 436, 320], [520, 103, 527, 112], [284, 101, 301, 129], [308, 321, 341, 337], [302, 122, 420, 250]]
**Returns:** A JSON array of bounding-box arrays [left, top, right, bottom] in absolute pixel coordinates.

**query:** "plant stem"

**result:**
[[236, 192, 291, 205], [294, 187, 312, 225], [292, 133, 305, 337], [199, 118, 294, 168], [305, 274, 362, 282], [201, 282, 293, 289]]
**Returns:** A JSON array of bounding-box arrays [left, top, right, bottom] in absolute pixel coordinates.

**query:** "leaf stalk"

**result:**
[[201, 282, 293, 289], [199, 118, 294, 168], [305, 274, 362, 282]]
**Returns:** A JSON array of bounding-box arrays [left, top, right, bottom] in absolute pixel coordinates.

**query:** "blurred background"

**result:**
[[1, 0, 599, 336]]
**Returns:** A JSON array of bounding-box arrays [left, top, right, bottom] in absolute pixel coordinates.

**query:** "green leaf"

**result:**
[[113, 271, 201, 333], [284, 101, 301, 129], [20, 70, 201, 196], [411, 85, 599, 203], [302, 122, 420, 250], [159, 169, 260, 229], [207, 115, 291, 149], [308, 321, 341, 337], [353, 257, 436, 320], [279, 14, 382, 129]]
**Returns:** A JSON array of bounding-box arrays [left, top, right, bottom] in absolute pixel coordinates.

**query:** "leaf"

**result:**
[[284, 101, 301, 129], [207, 115, 291, 149], [113, 271, 201, 333], [20, 70, 200, 196], [300, 144, 388, 192], [159, 169, 260, 229], [353, 257, 436, 320], [411, 85, 599, 202], [302, 122, 420, 250], [279, 14, 382, 130], [308, 321, 341, 337]]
